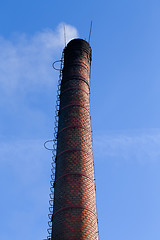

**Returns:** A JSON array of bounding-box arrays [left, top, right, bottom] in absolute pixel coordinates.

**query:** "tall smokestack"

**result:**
[[50, 39, 98, 239]]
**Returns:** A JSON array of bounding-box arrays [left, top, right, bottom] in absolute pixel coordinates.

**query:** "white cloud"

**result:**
[[0, 139, 49, 181], [93, 129, 160, 163], [0, 23, 78, 95], [0, 139, 51, 240]]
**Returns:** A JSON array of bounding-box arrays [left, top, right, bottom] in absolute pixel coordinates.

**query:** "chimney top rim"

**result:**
[[64, 38, 92, 61]]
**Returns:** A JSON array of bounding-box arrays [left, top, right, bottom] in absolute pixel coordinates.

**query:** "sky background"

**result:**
[[1, 0, 160, 239]]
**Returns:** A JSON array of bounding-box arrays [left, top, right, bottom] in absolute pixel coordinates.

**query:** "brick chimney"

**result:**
[[51, 39, 99, 239]]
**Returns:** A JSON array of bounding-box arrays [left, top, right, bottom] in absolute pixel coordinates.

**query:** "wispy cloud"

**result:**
[[0, 23, 78, 96], [0, 139, 51, 240], [93, 129, 160, 163]]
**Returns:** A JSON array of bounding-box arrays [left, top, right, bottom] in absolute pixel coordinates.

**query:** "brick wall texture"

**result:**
[[51, 39, 99, 240]]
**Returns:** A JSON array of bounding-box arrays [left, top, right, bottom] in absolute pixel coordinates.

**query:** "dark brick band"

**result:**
[[57, 148, 91, 159], [62, 75, 90, 88], [60, 103, 90, 114], [61, 87, 89, 95], [54, 172, 94, 187], [52, 205, 97, 220], [57, 125, 90, 136]]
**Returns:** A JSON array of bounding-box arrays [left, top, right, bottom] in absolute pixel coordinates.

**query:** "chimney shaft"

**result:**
[[51, 39, 98, 239]]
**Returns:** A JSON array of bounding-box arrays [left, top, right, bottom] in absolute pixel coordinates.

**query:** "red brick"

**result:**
[[51, 39, 99, 240]]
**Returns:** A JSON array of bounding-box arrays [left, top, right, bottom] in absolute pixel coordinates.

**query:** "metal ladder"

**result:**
[[44, 51, 64, 240]]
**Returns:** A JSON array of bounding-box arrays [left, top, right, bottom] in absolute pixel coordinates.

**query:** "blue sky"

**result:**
[[1, 0, 160, 239]]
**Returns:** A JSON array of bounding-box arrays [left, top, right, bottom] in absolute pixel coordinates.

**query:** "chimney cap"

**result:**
[[64, 38, 92, 61]]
